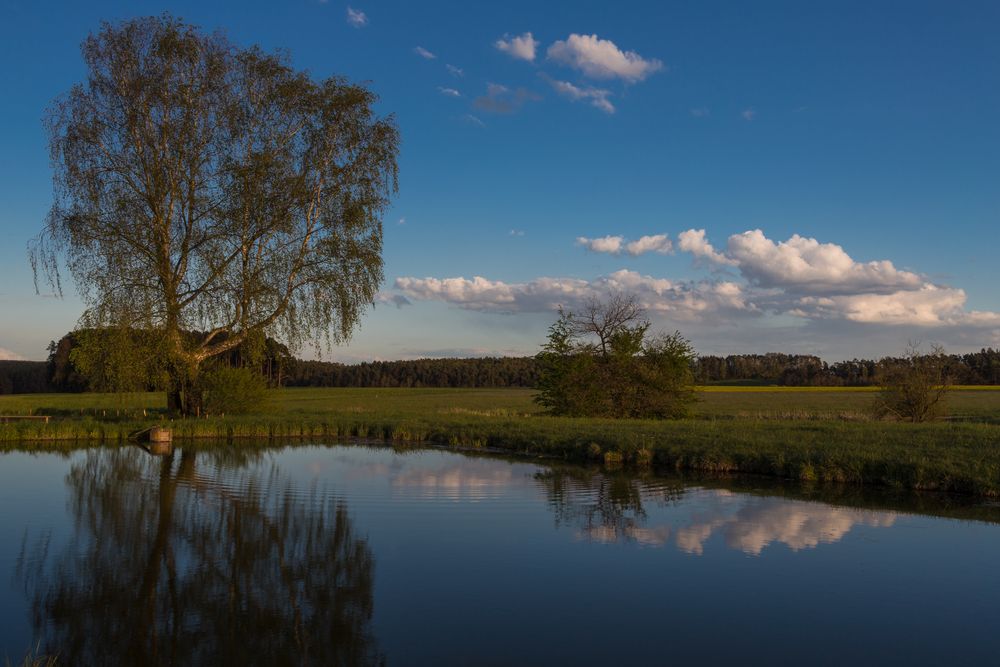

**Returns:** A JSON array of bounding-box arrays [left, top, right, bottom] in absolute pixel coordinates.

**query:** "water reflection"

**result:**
[[17, 447, 382, 666], [675, 492, 897, 555], [535, 467, 684, 546], [537, 467, 898, 556]]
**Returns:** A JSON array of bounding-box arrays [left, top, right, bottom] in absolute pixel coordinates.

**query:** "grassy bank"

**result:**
[[2, 387, 1000, 496]]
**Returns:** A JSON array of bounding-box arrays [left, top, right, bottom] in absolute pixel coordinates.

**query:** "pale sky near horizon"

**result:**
[[1, 0, 998, 362]]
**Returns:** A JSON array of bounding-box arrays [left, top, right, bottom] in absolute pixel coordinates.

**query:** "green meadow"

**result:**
[[2, 386, 1000, 496]]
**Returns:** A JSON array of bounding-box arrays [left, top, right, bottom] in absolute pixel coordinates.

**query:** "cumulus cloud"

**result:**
[[716, 229, 922, 294], [547, 78, 615, 114], [438, 87, 461, 97], [394, 270, 751, 321], [345, 7, 368, 27], [473, 82, 540, 114], [677, 229, 737, 266], [670, 228, 1000, 329], [413, 46, 436, 60], [547, 33, 663, 82], [577, 234, 673, 255], [576, 235, 624, 254], [389, 227, 1000, 336], [495, 32, 539, 61]]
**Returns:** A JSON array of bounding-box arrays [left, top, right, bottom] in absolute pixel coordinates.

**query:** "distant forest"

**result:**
[[3, 332, 1000, 394]]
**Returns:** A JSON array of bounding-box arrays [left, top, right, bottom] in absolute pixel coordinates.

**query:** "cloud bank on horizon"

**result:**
[[389, 229, 1000, 341]]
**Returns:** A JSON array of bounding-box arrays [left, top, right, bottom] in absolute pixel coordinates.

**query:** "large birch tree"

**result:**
[[32, 15, 399, 413]]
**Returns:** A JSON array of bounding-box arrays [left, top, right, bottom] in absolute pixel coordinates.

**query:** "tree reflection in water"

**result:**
[[536, 466, 685, 546], [17, 447, 382, 666]]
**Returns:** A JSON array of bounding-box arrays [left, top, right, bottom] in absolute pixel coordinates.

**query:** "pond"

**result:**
[[1, 443, 998, 665]]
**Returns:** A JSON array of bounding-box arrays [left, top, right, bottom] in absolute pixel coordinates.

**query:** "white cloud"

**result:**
[[548, 78, 614, 114], [438, 87, 461, 97], [723, 229, 923, 294], [625, 234, 673, 256], [791, 286, 1000, 327], [495, 32, 539, 61], [677, 229, 737, 266], [413, 46, 436, 60], [576, 235, 623, 254], [397, 217, 406, 225], [672, 228, 1000, 329], [547, 33, 663, 82], [345, 7, 368, 27], [509, 229, 525, 237], [390, 227, 1000, 338], [394, 270, 751, 321], [577, 234, 672, 255], [0, 347, 25, 361], [742, 107, 756, 121], [462, 114, 485, 127], [446, 64, 464, 77]]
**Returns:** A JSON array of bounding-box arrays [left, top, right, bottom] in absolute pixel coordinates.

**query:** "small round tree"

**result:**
[[873, 342, 953, 422], [535, 293, 696, 418]]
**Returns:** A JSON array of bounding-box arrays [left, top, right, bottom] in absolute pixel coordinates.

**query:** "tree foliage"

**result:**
[[535, 294, 697, 418], [31, 15, 398, 413], [872, 342, 953, 422], [198, 364, 268, 415]]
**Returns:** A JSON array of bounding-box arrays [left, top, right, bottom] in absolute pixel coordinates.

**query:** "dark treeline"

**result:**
[[694, 350, 1000, 386], [4, 337, 1000, 394], [284, 357, 540, 388]]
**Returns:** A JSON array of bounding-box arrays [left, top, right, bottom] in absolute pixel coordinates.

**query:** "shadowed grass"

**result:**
[[2, 387, 999, 495]]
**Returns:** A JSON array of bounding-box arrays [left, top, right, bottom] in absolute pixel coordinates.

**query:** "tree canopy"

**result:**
[[31, 14, 398, 413], [535, 293, 697, 418]]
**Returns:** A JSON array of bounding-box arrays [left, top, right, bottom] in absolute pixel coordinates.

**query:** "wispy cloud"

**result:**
[[495, 32, 539, 61], [473, 82, 540, 114], [509, 229, 525, 237], [546, 77, 614, 114], [414, 46, 436, 60], [376, 293, 412, 309], [446, 64, 464, 77], [397, 217, 406, 225], [547, 33, 663, 82], [742, 107, 756, 121], [462, 114, 485, 127], [690, 107, 710, 118], [438, 87, 461, 97], [345, 6, 368, 27]]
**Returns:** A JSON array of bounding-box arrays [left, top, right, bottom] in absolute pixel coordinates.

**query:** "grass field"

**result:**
[[2, 386, 1000, 496]]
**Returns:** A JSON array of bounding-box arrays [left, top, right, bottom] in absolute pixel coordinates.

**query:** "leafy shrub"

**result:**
[[198, 366, 268, 415], [535, 293, 696, 419], [872, 343, 952, 422]]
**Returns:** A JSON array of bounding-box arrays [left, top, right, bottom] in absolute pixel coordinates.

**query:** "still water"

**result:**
[[1, 443, 998, 666]]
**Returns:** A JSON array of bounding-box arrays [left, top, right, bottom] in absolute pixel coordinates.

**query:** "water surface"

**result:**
[[1, 443, 998, 665]]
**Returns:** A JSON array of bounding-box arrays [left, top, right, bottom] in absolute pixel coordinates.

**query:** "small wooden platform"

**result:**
[[0, 415, 51, 423]]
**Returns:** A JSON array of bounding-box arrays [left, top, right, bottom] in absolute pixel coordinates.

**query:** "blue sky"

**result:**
[[1, 0, 999, 361]]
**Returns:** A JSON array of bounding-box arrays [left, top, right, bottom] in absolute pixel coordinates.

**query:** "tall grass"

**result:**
[[2, 387, 1000, 495]]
